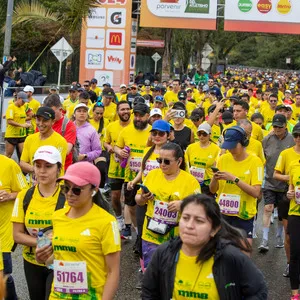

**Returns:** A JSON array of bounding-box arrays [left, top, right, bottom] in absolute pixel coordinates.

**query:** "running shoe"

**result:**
[[258, 239, 269, 252], [291, 294, 300, 300], [116, 216, 125, 231], [275, 236, 284, 248], [283, 264, 290, 277], [121, 226, 132, 240]]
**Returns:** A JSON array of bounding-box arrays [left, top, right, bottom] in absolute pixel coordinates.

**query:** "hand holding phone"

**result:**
[[137, 184, 150, 194], [211, 167, 219, 173]]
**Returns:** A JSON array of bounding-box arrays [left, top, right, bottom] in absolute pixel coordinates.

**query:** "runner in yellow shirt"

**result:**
[[164, 79, 181, 106], [36, 162, 121, 300], [62, 85, 79, 117], [260, 94, 278, 126], [5, 91, 31, 159], [90, 78, 102, 96]]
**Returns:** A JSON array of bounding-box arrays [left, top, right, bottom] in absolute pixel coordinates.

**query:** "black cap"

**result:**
[[293, 122, 300, 134], [133, 96, 145, 106], [36, 107, 55, 120], [79, 91, 90, 99], [190, 109, 204, 121], [173, 101, 186, 110], [208, 105, 216, 114], [222, 110, 233, 122], [275, 104, 288, 112], [69, 85, 78, 91], [90, 78, 97, 84], [133, 103, 150, 115], [178, 90, 187, 100], [102, 88, 115, 97], [272, 114, 287, 127]]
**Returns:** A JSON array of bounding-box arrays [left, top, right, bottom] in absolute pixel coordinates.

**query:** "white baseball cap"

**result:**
[[197, 122, 211, 134], [150, 108, 162, 117], [33, 146, 62, 164], [74, 103, 89, 112], [120, 84, 127, 88], [23, 85, 34, 93]]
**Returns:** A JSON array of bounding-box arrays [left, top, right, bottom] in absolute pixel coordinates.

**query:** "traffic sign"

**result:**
[[152, 52, 161, 62], [51, 37, 73, 62], [202, 43, 213, 57]]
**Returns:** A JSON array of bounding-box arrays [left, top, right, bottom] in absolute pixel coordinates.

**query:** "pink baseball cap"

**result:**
[[58, 162, 100, 187]]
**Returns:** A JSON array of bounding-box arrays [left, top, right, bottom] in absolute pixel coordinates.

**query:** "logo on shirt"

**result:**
[[80, 229, 91, 236]]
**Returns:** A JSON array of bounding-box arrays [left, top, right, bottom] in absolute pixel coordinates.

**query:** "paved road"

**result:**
[[1, 145, 291, 299]]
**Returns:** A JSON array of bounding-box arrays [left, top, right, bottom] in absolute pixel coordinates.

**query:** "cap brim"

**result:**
[[293, 130, 300, 134], [33, 156, 59, 164], [221, 140, 239, 149], [272, 122, 285, 128], [197, 129, 210, 134], [36, 113, 51, 120], [57, 174, 89, 187], [133, 110, 148, 115]]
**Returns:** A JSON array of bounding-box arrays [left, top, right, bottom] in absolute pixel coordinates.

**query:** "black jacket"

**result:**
[[142, 237, 268, 300], [0, 60, 14, 88]]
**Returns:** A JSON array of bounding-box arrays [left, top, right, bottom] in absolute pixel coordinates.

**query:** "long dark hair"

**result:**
[[161, 142, 186, 171], [180, 194, 251, 263], [92, 188, 111, 213], [93, 104, 105, 134]]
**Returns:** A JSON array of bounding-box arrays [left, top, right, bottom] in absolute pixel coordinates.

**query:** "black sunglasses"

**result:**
[[197, 131, 208, 137], [273, 125, 284, 129], [61, 184, 83, 196], [151, 131, 166, 137], [293, 133, 300, 138], [156, 158, 177, 165]]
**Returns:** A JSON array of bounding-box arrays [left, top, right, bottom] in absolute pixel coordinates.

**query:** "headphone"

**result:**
[[223, 126, 249, 147], [92, 190, 97, 197]]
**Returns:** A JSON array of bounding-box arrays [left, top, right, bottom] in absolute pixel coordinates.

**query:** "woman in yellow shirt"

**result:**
[[12, 146, 65, 300], [135, 142, 201, 268], [89, 103, 110, 188], [36, 162, 121, 300], [142, 194, 267, 299], [186, 123, 220, 195]]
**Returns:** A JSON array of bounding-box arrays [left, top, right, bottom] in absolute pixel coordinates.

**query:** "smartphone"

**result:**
[[211, 167, 219, 173], [171, 109, 185, 118], [137, 184, 150, 194]]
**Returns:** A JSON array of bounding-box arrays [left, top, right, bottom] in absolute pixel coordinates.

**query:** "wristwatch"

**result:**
[[234, 177, 240, 184]]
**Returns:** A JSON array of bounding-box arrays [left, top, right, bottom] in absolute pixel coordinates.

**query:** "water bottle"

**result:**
[[120, 146, 130, 168], [37, 231, 51, 248]]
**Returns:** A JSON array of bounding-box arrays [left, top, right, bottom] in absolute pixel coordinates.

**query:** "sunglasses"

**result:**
[[156, 158, 177, 165], [269, 100, 277, 103], [293, 133, 300, 138], [197, 131, 208, 137], [151, 131, 166, 137], [273, 125, 284, 129], [131, 87, 137, 90], [61, 184, 83, 196], [83, 85, 89, 87]]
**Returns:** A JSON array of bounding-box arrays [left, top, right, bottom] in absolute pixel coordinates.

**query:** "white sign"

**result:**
[[107, 8, 126, 28], [152, 52, 161, 62], [201, 57, 211, 71], [146, 0, 218, 19], [86, 29, 105, 48], [202, 43, 213, 57], [94, 71, 114, 86], [131, 19, 138, 37], [85, 50, 104, 69], [106, 29, 125, 49], [51, 37, 73, 63], [105, 50, 124, 70], [87, 8, 106, 27]]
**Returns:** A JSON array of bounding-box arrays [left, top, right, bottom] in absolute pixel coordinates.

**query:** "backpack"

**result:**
[[11, 186, 66, 252], [61, 116, 80, 163]]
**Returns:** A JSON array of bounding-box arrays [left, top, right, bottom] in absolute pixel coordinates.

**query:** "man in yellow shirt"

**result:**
[[23, 85, 41, 135], [20, 107, 67, 181], [260, 93, 278, 126], [63, 85, 79, 117], [115, 84, 127, 102], [90, 78, 102, 96], [177, 90, 197, 117], [164, 79, 181, 106], [0, 155, 27, 299]]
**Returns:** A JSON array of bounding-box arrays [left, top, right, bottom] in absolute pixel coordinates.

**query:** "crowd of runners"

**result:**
[[1, 69, 300, 299]]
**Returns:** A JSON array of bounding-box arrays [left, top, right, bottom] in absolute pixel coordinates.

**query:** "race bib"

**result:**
[[219, 194, 240, 215], [54, 260, 88, 294], [153, 200, 178, 225], [129, 157, 142, 173], [295, 186, 300, 205], [190, 166, 205, 183], [143, 159, 160, 176]]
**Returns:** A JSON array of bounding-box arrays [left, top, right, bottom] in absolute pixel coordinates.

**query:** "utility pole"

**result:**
[[3, 0, 14, 62]]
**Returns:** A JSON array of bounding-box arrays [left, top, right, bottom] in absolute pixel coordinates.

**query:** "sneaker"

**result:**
[[291, 294, 300, 300], [274, 207, 278, 219], [270, 213, 274, 225], [121, 226, 132, 240], [275, 235, 284, 248], [258, 239, 269, 252], [116, 216, 125, 231], [283, 264, 290, 277]]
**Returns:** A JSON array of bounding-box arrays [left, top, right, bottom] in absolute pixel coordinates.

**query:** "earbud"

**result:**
[[92, 190, 97, 197]]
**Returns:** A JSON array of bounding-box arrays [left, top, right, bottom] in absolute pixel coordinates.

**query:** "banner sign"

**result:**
[[224, 0, 300, 34], [140, 0, 218, 30]]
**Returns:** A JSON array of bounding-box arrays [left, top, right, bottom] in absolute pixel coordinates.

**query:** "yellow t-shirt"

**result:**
[[49, 204, 120, 300], [164, 91, 179, 106], [142, 146, 160, 179], [251, 121, 263, 142], [27, 98, 41, 135], [216, 153, 263, 220], [116, 124, 151, 182], [173, 251, 220, 300], [211, 124, 222, 144], [0, 155, 27, 252], [0, 242, 3, 271], [185, 142, 220, 183], [91, 86, 102, 97], [20, 131, 68, 176], [104, 120, 131, 179], [5, 103, 27, 138], [246, 137, 265, 164], [260, 106, 275, 126], [11, 185, 63, 265], [288, 162, 300, 216], [140, 169, 201, 245], [275, 147, 300, 175], [89, 118, 109, 151], [291, 104, 300, 121], [63, 99, 78, 118], [185, 102, 197, 118]]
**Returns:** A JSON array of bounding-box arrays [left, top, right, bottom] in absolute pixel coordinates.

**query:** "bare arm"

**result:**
[[20, 161, 34, 174], [7, 119, 30, 128], [102, 252, 120, 300], [273, 170, 289, 182], [13, 222, 37, 247]]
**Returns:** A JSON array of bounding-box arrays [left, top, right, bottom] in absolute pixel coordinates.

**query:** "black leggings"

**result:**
[[23, 259, 53, 300], [288, 215, 300, 290], [95, 151, 109, 188]]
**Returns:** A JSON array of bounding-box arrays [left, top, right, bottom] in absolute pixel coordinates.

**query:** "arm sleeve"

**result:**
[[11, 189, 27, 223], [101, 219, 121, 256], [250, 158, 263, 186], [86, 130, 102, 161], [20, 137, 31, 163], [10, 161, 28, 191], [274, 152, 284, 173], [5, 106, 14, 120], [104, 124, 111, 144]]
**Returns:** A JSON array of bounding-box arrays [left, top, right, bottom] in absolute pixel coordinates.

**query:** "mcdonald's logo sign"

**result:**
[[109, 32, 122, 46]]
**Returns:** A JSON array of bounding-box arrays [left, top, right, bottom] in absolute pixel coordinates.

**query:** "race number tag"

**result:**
[[190, 166, 205, 182], [219, 194, 240, 215], [143, 159, 160, 176], [153, 200, 178, 225], [54, 260, 88, 294], [129, 157, 142, 173], [295, 187, 300, 205]]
